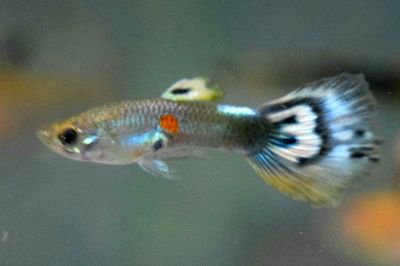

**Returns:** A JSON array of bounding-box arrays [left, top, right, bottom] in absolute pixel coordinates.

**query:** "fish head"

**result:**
[[37, 115, 120, 164]]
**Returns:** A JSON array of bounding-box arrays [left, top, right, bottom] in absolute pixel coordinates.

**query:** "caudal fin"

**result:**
[[247, 73, 380, 206]]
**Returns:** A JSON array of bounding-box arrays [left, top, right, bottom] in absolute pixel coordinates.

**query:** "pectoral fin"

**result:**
[[139, 159, 177, 179], [153, 147, 207, 161], [161, 77, 223, 102]]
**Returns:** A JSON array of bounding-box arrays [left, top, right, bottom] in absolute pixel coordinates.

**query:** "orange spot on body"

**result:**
[[160, 114, 180, 134]]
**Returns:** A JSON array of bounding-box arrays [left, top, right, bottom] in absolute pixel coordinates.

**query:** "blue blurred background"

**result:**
[[1, 1, 400, 265]]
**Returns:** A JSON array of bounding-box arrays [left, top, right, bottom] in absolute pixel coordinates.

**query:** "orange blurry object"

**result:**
[[0, 70, 112, 140], [341, 190, 400, 263]]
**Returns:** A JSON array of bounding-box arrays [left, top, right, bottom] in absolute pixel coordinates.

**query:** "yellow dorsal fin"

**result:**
[[161, 77, 223, 102]]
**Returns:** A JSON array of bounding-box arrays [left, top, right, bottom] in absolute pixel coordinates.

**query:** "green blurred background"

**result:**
[[1, 1, 400, 265]]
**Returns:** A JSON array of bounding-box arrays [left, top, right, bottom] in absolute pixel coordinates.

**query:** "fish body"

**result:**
[[39, 98, 268, 162], [38, 74, 380, 206]]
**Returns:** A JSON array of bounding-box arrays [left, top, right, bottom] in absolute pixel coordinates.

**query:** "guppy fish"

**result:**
[[38, 74, 380, 206]]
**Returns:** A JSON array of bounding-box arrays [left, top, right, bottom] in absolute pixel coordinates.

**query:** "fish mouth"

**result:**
[[36, 129, 52, 146], [37, 129, 78, 158], [36, 129, 61, 154]]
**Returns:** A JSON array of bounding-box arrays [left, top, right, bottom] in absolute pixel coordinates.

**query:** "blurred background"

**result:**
[[1, 0, 400, 265]]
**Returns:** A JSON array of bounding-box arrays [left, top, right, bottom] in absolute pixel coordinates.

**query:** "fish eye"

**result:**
[[58, 128, 78, 146]]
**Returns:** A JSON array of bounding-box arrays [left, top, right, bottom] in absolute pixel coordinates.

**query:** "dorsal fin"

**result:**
[[161, 77, 223, 102]]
